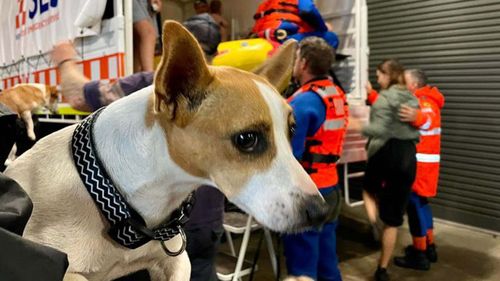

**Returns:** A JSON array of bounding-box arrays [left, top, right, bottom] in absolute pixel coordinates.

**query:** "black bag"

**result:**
[[0, 173, 69, 281]]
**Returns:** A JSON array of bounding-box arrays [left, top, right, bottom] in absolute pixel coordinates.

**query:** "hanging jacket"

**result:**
[[410, 86, 445, 197], [288, 79, 348, 188], [0, 173, 69, 281], [252, 0, 328, 42]]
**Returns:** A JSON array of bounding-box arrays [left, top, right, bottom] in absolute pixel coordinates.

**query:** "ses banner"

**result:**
[[0, 0, 88, 65]]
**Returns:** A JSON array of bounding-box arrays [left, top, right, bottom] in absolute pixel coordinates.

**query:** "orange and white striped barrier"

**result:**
[[2, 53, 125, 92]]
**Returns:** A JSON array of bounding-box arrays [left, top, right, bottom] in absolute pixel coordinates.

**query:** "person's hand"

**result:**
[[150, 0, 162, 12], [347, 116, 363, 132], [51, 41, 77, 67], [365, 80, 373, 93], [399, 104, 418, 122]]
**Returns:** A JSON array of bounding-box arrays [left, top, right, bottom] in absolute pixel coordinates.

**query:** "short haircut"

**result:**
[[405, 69, 427, 88], [298, 37, 335, 77], [377, 59, 405, 87]]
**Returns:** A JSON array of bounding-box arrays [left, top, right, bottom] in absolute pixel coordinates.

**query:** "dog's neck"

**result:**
[[92, 86, 213, 227]]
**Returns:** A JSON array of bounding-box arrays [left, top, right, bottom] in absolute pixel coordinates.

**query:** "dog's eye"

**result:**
[[233, 132, 260, 153]]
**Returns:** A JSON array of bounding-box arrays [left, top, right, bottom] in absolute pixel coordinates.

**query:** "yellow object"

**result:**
[[212, 38, 274, 71], [56, 104, 90, 115], [35, 103, 89, 115]]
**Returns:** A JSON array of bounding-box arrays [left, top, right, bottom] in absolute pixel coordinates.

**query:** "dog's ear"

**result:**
[[49, 85, 59, 97], [154, 21, 213, 119], [252, 39, 298, 93]]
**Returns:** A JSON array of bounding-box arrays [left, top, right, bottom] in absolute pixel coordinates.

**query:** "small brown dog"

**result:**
[[0, 83, 58, 140]]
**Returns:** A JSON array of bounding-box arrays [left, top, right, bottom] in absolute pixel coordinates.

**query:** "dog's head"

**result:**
[[152, 21, 330, 232], [43, 85, 59, 113]]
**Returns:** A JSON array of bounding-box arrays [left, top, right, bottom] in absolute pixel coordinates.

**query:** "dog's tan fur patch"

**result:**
[[252, 39, 297, 93], [161, 68, 283, 196]]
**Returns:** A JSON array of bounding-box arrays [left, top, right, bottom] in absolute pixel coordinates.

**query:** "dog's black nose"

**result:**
[[301, 194, 330, 227]]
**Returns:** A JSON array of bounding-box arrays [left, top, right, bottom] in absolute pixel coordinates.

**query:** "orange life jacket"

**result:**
[[288, 79, 349, 188], [252, 0, 314, 37]]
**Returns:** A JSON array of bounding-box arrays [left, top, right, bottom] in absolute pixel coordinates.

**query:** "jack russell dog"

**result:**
[[4, 21, 332, 281], [0, 83, 58, 140]]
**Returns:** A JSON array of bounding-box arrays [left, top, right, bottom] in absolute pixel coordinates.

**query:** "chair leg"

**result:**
[[264, 228, 278, 277], [231, 215, 253, 281], [225, 229, 236, 257]]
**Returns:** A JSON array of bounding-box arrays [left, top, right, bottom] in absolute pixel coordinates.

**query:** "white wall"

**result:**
[[316, 0, 356, 51], [220, 0, 259, 39], [161, 1, 184, 22]]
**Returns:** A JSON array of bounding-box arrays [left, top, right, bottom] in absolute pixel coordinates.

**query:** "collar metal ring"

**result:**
[[160, 226, 187, 257]]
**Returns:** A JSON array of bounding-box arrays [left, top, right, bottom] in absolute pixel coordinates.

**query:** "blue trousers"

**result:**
[[407, 192, 434, 237], [283, 188, 342, 281]]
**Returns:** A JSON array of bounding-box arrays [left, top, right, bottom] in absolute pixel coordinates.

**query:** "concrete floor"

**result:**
[[219, 203, 500, 281]]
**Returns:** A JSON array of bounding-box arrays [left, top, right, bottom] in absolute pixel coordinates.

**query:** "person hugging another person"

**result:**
[[359, 59, 420, 281], [393, 69, 445, 271]]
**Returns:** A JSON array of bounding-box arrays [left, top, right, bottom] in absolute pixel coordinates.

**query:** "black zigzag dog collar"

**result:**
[[71, 108, 194, 256]]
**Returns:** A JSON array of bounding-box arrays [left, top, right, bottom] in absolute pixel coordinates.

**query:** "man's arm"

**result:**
[[297, 0, 328, 31], [82, 72, 154, 111], [399, 102, 429, 129], [52, 42, 154, 112], [365, 80, 379, 105], [289, 92, 325, 160], [290, 99, 313, 160]]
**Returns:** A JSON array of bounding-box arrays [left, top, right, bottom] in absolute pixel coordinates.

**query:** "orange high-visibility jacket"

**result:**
[[411, 86, 445, 197], [288, 79, 349, 188]]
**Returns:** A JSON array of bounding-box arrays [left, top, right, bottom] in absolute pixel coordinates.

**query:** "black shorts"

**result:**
[[364, 139, 416, 227]]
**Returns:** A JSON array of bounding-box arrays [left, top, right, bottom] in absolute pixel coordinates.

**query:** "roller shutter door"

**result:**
[[367, 0, 500, 232]]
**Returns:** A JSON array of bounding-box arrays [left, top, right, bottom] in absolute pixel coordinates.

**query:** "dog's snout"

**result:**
[[302, 194, 330, 227]]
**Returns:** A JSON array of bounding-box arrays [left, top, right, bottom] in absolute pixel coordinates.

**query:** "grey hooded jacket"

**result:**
[[362, 85, 420, 157]]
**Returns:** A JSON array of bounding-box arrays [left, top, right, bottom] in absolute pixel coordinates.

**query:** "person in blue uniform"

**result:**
[[283, 36, 348, 281]]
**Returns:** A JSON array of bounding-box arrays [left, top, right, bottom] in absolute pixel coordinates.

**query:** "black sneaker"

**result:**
[[394, 247, 430, 271], [404, 244, 438, 263], [374, 266, 390, 281], [427, 244, 438, 263]]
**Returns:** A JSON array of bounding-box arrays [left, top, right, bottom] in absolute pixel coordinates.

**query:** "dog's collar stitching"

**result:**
[[71, 108, 193, 251]]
